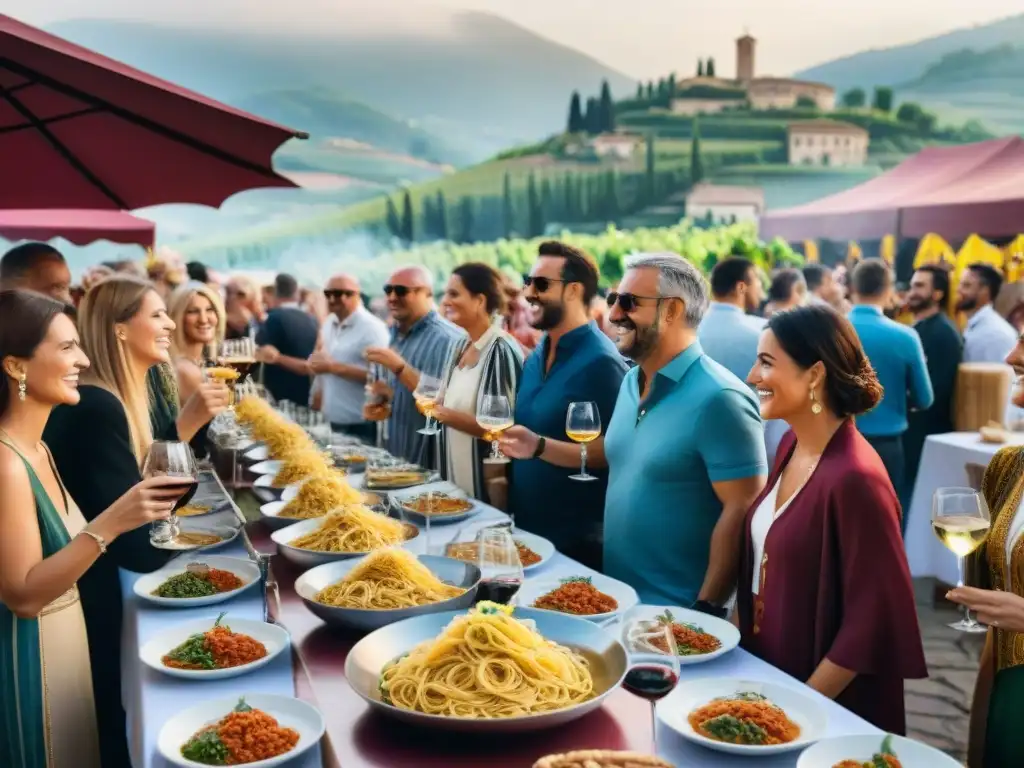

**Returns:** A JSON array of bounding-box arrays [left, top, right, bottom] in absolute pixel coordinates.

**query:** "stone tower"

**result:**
[[736, 33, 756, 84]]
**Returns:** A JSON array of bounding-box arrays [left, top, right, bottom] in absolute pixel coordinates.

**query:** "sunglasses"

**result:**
[[324, 289, 356, 300], [383, 284, 418, 298], [606, 291, 663, 313], [522, 275, 570, 293]]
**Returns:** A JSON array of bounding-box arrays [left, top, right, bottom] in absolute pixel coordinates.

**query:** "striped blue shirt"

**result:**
[[387, 311, 465, 465]]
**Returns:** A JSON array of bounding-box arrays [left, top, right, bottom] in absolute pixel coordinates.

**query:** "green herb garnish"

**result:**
[[869, 734, 898, 767], [700, 713, 768, 745], [234, 697, 252, 713], [560, 576, 592, 585], [163, 614, 229, 670], [181, 727, 229, 765], [153, 572, 217, 599]]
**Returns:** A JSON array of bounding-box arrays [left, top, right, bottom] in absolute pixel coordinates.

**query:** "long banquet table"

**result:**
[[122, 466, 880, 767]]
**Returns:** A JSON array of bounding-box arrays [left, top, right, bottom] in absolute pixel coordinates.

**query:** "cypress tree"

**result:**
[[385, 196, 401, 238], [644, 132, 656, 205], [541, 177, 553, 220], [584, 97, 601, 135], [564, 173, 576, 221], [690, 120, 705, 184], [567, 91, 584, 133], [697, 59, 704, 77], [422, 195, 437, 239], [645, 81, 654, 99], [668, 72, 677, 95], [635, 83, 644, 99], [706, 57, 716, 77], [400, 189, 414, 243], [604, 171, 620, 219], [502, 173, 515, 238], [435, 190, 448, 241], [598, 79, 615, 133], [527, 173, 544, 237], [458, 197, 475, 243]]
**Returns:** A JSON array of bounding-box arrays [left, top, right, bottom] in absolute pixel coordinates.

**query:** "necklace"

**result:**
[[773, 454, 821, 520], [0, 425, 42, 457]]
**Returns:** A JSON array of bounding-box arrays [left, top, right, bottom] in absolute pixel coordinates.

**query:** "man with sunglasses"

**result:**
[[255, 273, 319, 405], [365, 266, 465, 465], [308, 274, 389, 441], [602, 253, 767, 618], [499, 242, 628, 571]]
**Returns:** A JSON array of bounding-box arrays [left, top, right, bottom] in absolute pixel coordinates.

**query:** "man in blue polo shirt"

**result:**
[[500, 241, 628, 570], [848, 259, 933, 509], [603, 253, 767, 616]]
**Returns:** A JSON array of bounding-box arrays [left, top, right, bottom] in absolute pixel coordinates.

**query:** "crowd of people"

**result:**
[[2, 237, 1024, 767]]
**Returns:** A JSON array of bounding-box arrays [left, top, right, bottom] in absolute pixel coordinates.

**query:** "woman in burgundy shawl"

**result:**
[[737, 304, 926, 734]]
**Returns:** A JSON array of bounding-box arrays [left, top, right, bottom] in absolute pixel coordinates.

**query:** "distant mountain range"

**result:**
[[48, 13, 636, 160]]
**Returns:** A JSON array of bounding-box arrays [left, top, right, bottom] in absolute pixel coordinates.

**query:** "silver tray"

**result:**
[[344, 607, 627, 732], [270, 517, 419, 569], [295, 555, 480, 632]]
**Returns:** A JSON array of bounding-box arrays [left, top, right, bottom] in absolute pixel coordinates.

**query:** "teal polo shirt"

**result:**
[[603, 341, 768, 607]]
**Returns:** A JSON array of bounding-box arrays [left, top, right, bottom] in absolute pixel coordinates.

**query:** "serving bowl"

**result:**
[[270, 516, 420, 569], [295, 554, 480, 631], [157, 693, 324, 768], [133, 555, 260, 608], [623, 604, 739, 665], [389, 482, 481, 525], [140, 616, 289, 680], [344, 607, 628, 732]]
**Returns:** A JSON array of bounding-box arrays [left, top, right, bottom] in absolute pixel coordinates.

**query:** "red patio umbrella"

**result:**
[[0, 209, 155, 247], [0, 14, 307, 211]]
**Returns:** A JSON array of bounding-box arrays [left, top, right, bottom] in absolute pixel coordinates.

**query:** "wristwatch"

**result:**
[[691, 599, 727, 619], [531, 436, 547, 459]]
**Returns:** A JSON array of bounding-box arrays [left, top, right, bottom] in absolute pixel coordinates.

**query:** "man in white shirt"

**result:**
[[308, 274, 390, 440], [958, 264, 1018, 364]]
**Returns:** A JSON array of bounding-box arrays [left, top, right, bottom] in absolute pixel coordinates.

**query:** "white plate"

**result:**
[[797, 734, 962, 768], [140, 616, 289, 680], [280, 472, 365, 501], [151, 525, 240, 552], [253, 473, 279, 488], [623, 605, 739, 665], [244, 444, 269, 461], [259, 500, 298, 530], [271, 515, 420, 569], [250, 459, 283, 475], [517, 573, 638, 622], [513, 531, 556, 572], [133, 556, 260, 608], [392, 484, 480, 525], [660, 678, 828, 755], [157, 693, 324, 767]]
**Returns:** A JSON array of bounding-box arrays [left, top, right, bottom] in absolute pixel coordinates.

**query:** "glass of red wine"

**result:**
[[475, 527, 524, 605], [621, 614, 681, 754], [143, 440, 199, 546]]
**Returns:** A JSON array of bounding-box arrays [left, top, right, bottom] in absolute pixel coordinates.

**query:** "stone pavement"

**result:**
[[908, 580, 983, 765]]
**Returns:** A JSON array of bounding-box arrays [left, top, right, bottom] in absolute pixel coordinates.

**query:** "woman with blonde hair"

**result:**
[[167, 281, 226, 405], [42, 274, 227, 766]]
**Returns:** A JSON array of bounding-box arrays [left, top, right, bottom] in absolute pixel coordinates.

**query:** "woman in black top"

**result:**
[[44, 275, 228, 766]]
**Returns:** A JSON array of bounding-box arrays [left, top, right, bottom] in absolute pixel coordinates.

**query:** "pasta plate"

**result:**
[[797, 734, 962, 768], [344, 607, 628, 732], [133, 556, 260, 608], [270, 516, 420, 569], [517, 573, 639, 622], [140, 616, 290, 680]]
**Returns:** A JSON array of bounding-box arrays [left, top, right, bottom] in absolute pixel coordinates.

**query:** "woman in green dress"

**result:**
[[0, 290, 189, 768], [948, 330, 1024, 767]]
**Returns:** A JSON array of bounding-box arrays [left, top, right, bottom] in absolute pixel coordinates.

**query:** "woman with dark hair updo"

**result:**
[[736, 304, 926, 734], [429, 262, 523, 502]]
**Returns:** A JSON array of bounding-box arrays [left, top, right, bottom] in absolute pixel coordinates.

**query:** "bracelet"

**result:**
[[80, 529, 107, 555], [532, 436, 547, 459], [691, 599, 727, 619]]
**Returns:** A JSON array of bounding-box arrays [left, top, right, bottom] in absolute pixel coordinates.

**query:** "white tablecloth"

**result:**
[[906, 431, 1024, 585], [123, 480, 878, 768]]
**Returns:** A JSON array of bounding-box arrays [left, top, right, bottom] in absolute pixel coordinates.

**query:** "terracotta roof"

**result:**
[[749, 77, 834, 92], [788, 119, 868, 135], [686, 183, 765, 209]]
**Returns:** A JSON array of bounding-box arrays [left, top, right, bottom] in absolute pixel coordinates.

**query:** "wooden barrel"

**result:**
[[954, 363, 1012, 431]]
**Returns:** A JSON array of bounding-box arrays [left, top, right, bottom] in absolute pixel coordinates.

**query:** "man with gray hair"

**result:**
[[602, 252, 767, 615]]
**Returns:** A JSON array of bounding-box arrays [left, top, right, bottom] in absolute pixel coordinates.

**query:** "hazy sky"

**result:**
[[9, 0, 1023, 78]]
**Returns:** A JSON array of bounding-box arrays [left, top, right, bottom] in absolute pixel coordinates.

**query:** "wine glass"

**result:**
[[621, 612, 681, 753], [476, 527, 524, 605], [363, 363, 391, 448], [477, 394, 513, 464], [415, 374, 443, 436], [143, 441, 199, 546], [932, 487, 991, 633], [566, 401, 601, 482]]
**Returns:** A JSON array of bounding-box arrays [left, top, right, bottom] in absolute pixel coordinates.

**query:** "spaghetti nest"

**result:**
[[280, 474, 362, 519], [380, 603, 595, 718], [272, 449, 332, 487], [289, 506, 408, 553], [314, 548, 464, 609], [687, 694, 800, 745]]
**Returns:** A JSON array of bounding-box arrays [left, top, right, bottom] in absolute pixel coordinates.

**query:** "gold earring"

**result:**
[[18, 374, 26, 401], [810, 388, 822, 415]]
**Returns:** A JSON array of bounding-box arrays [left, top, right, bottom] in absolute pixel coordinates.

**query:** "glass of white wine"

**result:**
[[414, 374, 443, 436], [932, 486, 991, 633], [566, 401, 601, 482], [477, 394, 513, 464]]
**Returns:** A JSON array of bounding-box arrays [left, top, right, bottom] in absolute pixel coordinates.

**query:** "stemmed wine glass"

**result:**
[[932, 487, 991, 632], [143, 440, 199, 547], [566, 401, 601, 482], [621, 612, 681, 753], [477, 394, 513, 464], [363, 363, 391, 448], [415, 374, 443, 436], [476, 527, 524, 605]]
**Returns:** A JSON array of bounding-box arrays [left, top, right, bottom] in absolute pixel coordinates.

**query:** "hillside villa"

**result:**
[[670, 33, 836, 115], [685, 183, 764, 224], [788, 120, 869, 167]]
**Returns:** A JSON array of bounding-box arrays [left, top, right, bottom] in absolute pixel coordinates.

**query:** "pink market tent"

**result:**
[[0, 14, 306, 210], [759, 137, 1024, 242], [0, 209, 155, 247]]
